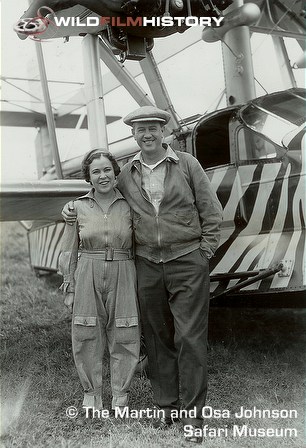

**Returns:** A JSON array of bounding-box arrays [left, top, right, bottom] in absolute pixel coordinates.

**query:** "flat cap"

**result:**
[[123, 106, 171, 126]]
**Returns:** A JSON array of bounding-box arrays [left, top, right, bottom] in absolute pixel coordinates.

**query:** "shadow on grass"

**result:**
[[208, 306, 306, 360]]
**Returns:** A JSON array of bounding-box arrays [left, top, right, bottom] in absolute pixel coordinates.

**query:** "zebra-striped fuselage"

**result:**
[[208, 148, 305, 295]]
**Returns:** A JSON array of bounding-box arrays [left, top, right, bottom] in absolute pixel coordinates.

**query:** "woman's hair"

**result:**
[[81, 149, 120, 183]]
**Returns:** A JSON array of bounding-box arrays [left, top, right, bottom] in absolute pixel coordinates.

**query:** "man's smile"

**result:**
[[142, 139, 156, 147]]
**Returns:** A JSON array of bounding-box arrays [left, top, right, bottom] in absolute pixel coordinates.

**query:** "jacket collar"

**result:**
[[131, 144, 179, 170], [76, 187, 125, 201]]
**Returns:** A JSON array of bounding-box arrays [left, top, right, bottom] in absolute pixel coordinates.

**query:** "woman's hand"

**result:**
[[64, 292, 74, 313], [62, 201, 77, 225]]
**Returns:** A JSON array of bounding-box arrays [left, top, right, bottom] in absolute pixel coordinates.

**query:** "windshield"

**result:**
[[239, 90, 306, 148]]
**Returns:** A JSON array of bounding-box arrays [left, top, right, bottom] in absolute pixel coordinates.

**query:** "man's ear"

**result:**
[[131, 128, 136, 140]]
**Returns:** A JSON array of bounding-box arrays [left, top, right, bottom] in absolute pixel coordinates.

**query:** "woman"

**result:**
[[59, 149, 140, 413]]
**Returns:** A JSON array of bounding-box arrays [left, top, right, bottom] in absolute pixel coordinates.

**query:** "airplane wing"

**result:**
[[1, 180, 89, 221], [0, 110, 121, 128], [248, 0, 306, 41]]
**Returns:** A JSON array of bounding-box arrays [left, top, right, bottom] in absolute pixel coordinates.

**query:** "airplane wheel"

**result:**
[[34, 268, 42, 278], [14, 18, 48, 35], [34, 268, 50, 277]]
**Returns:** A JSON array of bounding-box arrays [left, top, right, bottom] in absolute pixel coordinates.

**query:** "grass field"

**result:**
[[0, 222, 305, 447]]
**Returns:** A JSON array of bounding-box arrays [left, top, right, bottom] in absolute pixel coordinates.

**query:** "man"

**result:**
[[62, 106, 223, 443]]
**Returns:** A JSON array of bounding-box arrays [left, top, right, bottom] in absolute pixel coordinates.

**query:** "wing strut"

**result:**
[[220, 0, 256, 106], [139, 50, 181, 131], [82, 34, 109, 150], [35, 41, 63, 178], [98, 37, 154, 108], [272, 36, 297, 88]]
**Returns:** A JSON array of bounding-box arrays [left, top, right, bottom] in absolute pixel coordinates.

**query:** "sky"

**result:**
[[1, 0, 305, 181]]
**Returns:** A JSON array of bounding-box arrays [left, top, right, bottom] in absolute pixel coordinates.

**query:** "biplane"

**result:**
[[1, 0, 305, 306]]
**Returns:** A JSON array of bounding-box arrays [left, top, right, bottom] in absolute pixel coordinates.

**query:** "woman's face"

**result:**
[[89, 156, 116, 195]]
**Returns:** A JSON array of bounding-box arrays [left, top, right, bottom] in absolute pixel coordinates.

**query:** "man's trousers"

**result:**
[[135, 248, 210, 425]]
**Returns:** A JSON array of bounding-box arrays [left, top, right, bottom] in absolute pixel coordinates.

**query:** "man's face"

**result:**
[[132, 121, 164, 154]]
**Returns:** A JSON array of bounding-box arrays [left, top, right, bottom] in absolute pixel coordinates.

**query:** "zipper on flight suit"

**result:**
[[102, 197, 122, 290], [101, 197, 121, 292], [103, 213, 108, 294]]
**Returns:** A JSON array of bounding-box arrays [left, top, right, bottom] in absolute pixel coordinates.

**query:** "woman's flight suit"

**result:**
[[59, 188, 140, 410]]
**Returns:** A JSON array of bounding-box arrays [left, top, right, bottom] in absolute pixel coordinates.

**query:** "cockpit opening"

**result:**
[[193, 109, 233, 170]]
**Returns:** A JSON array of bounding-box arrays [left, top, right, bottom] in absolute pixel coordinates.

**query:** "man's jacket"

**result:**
[[117, 150, 223, 263]]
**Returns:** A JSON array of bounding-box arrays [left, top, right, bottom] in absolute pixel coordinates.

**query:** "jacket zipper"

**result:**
[[154, 162, 169, 262], [155, 214, 163, 263], [132, 163, 166, 261]]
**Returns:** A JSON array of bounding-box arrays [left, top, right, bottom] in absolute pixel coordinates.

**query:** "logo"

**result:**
[[14, 6, 224, 41], [14, 7, 58, 41]]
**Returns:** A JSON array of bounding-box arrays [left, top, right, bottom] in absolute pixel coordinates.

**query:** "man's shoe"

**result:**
[[152, 416, 173, 429], [185, 425, 203, 444]]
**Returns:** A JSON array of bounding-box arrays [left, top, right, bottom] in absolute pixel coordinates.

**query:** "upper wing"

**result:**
[[0, 111, 121, 128], [1, 180, 89, 221]]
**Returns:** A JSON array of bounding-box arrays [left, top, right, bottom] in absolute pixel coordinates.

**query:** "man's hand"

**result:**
[[64, 292, 74, 313], [62, 201, 76, 225]]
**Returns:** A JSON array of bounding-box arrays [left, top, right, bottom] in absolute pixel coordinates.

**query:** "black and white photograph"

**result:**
[[1, 1, 305, 447]]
